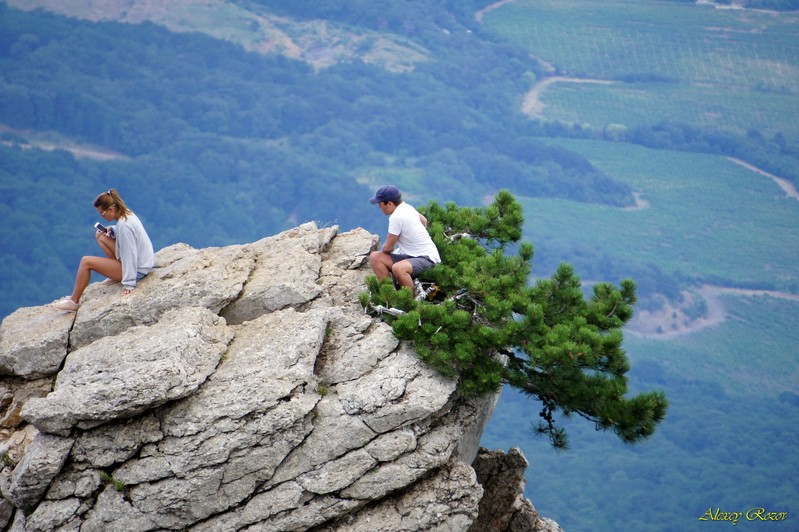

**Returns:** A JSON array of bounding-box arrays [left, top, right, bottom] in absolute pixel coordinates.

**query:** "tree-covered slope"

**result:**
[[0, 1, 635, 318]]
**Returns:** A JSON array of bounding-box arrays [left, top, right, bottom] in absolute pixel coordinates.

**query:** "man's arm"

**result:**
[[381, 233, 399, 254], [419, 214, 428, 227]]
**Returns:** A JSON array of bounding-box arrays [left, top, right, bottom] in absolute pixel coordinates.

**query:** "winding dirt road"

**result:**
[[728, 157, 799, 201], [475, 0, 516, 23], [627, 285, 799, 339], [522, 76, 617, 117]]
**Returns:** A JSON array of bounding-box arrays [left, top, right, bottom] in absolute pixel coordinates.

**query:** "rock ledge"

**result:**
[[0, 223, 557, 531]]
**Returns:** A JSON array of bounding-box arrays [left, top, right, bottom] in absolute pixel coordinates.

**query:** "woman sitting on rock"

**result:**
[[52, 189, 154, 311]]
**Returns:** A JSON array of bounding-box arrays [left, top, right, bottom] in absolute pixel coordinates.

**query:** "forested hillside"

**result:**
[[0, 1, 638, 318], [2, 0, 795, 319], [2, 1, 798, 531]]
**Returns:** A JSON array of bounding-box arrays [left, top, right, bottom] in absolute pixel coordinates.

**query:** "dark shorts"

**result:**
[[390, 254, 436, 277]]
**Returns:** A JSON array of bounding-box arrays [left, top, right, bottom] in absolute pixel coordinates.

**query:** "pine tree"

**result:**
[[361, 190, 667, 449]]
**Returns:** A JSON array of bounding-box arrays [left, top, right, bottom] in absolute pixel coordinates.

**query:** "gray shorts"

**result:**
[[389, 254, 436, 277]]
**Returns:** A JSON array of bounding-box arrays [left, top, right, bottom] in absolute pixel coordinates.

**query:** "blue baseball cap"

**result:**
[[369, 185, 401, 204]]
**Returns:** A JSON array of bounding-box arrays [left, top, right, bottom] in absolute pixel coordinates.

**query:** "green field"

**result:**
[[486, 0, 799, 142], [513, 137, 799, 396], [493, 137, 799, 530], [481, 2, 799, 529], [626, 294, 799, 396], [520, 139, 799, 291], [534, 81, 799, 141], [487, 0, 799, 86]]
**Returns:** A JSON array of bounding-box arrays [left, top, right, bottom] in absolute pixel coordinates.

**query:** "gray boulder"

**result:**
[[0, 223, 557, 531], [0, 307, 74, 379], [22, 307, 232, 436]]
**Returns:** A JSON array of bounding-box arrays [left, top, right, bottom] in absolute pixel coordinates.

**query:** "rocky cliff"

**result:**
[[0, 223, 560, 531]]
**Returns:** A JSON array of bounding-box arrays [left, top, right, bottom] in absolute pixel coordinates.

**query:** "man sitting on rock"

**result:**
[[368, 185, 441, 292]]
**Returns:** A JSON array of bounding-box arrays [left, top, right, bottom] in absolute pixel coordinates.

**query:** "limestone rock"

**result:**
[[69, 244, 253, 350], [220, 222, 336, 325], [470, 447, 564, 532], [0, 432, 74, 508], [21, 307, 232, 436], [0, 223, 559, 531], [321, 459, 483, 532], [0, 380, 51, 433], [0, 307, 74, 379]]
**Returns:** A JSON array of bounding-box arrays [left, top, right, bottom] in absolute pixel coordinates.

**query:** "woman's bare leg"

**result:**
[[69, 256, 122, 303], [96, 231, 116, 259]]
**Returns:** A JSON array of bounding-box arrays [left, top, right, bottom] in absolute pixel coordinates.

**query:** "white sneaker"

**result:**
[[52, 297, 79, 312], [414, 280, 426, 301]]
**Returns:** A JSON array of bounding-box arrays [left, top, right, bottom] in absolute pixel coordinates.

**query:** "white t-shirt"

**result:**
[[388, 202, 441, 263]]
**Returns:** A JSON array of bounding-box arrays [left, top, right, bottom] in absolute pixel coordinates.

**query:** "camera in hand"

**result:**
[[94, 222, 108, 233]]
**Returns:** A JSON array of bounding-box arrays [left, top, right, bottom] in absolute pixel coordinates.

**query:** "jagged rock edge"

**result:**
[[0, 223, 558, 531]]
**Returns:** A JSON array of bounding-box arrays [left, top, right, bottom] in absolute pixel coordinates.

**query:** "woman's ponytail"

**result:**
[[94, 188, 131, 219]]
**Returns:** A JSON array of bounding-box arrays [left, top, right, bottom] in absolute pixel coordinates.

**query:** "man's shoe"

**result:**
[[52, 297, 79, 312], [414, 280, 426, 301]]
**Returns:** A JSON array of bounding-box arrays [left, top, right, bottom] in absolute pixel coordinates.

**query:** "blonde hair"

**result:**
[[93, 189, 132, 219]]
